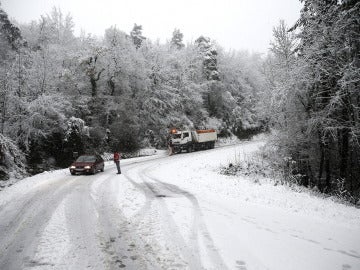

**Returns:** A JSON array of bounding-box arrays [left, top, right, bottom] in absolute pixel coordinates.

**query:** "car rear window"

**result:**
[[76, 155, 96, 162]]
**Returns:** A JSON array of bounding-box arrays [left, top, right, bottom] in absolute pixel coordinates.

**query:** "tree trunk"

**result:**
[[17, 51, 22, 98], [90, 68, 104, 97], [318, 132, 324, 192], [0, 97, 6, 134], [90, 76, 97, 97], [339, 128, 349, 180], [108, 76, 115, 96], [324, 145, 331, 192]]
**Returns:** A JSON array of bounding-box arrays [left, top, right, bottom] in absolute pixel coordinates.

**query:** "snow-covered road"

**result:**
[[0, 141, 359, 270]]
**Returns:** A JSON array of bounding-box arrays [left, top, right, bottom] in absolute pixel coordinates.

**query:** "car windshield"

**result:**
[[76, 155, 96, 162]]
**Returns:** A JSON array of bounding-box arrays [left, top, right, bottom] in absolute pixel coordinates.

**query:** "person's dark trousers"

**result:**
[[115, 161, 121, 174]]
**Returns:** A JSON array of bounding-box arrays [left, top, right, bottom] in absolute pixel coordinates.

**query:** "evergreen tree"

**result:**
[[130, 23, 146, 49], [171, 28, 184, 49], [0, 4, 24, 52], [195, 36, 220, 81]]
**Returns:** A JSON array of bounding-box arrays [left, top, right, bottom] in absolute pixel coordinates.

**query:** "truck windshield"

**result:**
[[171, 134, 181, 139]]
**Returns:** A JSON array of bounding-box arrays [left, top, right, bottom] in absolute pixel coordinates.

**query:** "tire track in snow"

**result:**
[[143, 165, 228, 270], [137, 170, 204, 270], [61, 173, 110, 269], [121, 159, 228, 270], [0, 175, 86, 269], [91, 170, 150, 270], [121, 167, 190, 269]]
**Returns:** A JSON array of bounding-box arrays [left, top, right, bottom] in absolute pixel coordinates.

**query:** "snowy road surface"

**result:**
[[0, 141, 359, 270]]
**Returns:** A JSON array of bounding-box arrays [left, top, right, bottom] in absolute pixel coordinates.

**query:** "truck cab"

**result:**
[[169, 129, 193, 153]]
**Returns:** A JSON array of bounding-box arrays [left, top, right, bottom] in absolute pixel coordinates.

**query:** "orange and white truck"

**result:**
[[169, 128, 217, 154]]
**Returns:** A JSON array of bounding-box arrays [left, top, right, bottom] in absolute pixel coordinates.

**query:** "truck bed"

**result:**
[[191, 129, 217, 143]]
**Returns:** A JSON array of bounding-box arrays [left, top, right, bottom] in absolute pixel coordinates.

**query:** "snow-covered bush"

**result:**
[[0, 134, 27, 182], [220, 150, 273, 183], [257, 141, 311, 187], [217, 134, 241, 146], [65, 117, 89, 140], [333, 178, 358, 205], [220, 141, 307, 187]]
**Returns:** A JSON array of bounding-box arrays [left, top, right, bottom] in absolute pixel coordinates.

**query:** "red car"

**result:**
[[69, 154, 104, 175]]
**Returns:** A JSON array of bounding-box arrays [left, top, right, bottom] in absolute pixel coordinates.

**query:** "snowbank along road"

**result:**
[[0, 141, 359, 270]]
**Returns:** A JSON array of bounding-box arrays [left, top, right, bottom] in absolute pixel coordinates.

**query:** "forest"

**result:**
[[0, 0, 359, 203]]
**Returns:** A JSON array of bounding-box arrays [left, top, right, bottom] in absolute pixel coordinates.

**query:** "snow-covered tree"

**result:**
[[0, 134, 26, 180], [218, 50, 265, 138], [0, 4, 26, 135], [79, 45, 106, 98], [262, 20, 298, 129]]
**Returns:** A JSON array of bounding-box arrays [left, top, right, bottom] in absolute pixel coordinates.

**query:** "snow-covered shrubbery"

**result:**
[[0, 134, 27, 184], [220, 141, 360, 206], [220, 150, 273, 183]]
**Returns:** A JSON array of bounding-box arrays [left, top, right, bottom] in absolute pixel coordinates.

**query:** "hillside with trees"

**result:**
[[0, 5, 265, 177]]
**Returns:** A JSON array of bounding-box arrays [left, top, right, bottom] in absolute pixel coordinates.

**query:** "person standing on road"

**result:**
[[114, 151, 121, 174]]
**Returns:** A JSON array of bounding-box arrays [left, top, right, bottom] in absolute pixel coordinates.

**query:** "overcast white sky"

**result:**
[[2, 0, 303, 53]]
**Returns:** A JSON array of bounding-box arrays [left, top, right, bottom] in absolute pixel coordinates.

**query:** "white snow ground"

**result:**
[[0, 140, 359, 270]]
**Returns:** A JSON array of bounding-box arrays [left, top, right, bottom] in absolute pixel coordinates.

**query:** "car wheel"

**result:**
[[101, 166, 104, 172], [91, 168, 96, 175], [71, 172, 75, 175]]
